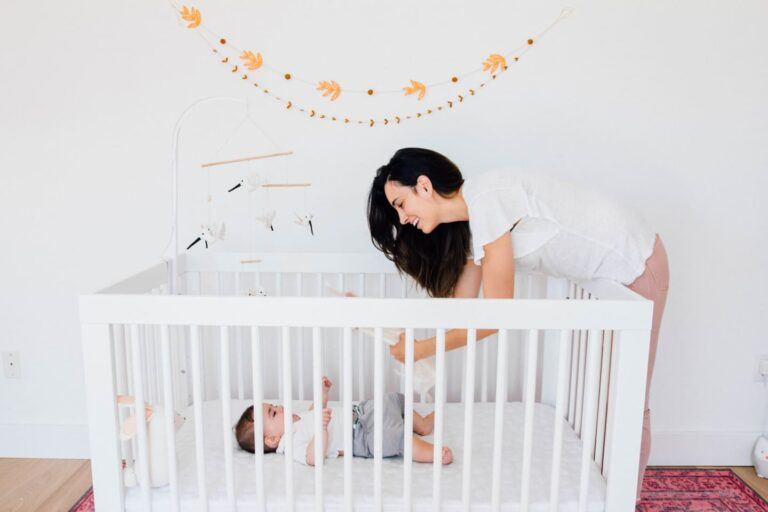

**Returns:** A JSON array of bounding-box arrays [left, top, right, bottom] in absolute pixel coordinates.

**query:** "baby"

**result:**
[[236, 377, 453, 466]]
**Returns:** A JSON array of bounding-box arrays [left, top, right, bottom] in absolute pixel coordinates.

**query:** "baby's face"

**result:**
[[262, 403, 286, 437]]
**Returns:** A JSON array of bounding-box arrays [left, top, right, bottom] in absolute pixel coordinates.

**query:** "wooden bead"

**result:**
[[284, 73, 291, 80], [451, 76, 458, 83], [220, 38, 226, 45], [367, 89, 374, 95]]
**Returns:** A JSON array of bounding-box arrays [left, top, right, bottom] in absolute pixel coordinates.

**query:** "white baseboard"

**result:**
[[649, 430, 762, 466], [0, 423, 89, 459]]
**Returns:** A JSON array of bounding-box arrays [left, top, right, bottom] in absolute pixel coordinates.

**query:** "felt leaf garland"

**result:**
[[170, 3, 574, 127]]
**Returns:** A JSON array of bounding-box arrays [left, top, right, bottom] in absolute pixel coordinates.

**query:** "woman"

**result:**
[[366, 147, 669, 502]]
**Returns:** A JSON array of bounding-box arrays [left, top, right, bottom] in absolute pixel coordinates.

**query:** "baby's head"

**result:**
[[235, 403, 286, 453]]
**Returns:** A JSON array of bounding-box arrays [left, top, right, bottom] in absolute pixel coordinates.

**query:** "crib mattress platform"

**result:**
[[124, 400, 606, 511]]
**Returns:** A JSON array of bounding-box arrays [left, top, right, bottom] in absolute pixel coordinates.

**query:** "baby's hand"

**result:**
[[322, 408, 332, 430], [322, 376, 332, 391]]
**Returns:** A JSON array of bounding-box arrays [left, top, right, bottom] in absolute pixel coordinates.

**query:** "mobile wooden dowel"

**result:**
[[201, 151, 294, 169]]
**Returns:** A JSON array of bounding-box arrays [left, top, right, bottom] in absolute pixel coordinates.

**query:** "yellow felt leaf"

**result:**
[[482, 54, 506, 74], [402, 80, 426, 100], [316, 80, 341, 101], [179, 6, 201, 28], [240, 51, 263, 71]]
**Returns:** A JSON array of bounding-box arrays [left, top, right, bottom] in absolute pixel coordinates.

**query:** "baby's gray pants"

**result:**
[[351, 392, 405, 458]]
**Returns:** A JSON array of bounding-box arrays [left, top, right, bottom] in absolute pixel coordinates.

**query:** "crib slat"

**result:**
[[144, 324, 155, 405], [549, 329, 572, 511], [594, 330, 612, 470], [567, 284, 578, 425], [574, 328, 584, 433], [342, 327, 353, 511], [277, 274, 284, 401], [432, 328, 446, 512], [520, 329, 539, 512], [220, 327, 236, 511], [312, 327, 324, 511], [235, 273, 245, 401], [461, 328, 477, 511], [114, 326, 133, 466], [578, 330, 602, 512], [130, 324, 153, 511], [404, 328, 415, 511], [481, 340, 489, 403], [374, 327, 384, 512], [281, 325, 295, 511], [297, 273, 305, 401], [357, 273, 366, 401], [158, 325, 180, 511], [491, 329, 509, 511], [337, 273, 344, 402], [189, 326, 209, 511], [574, 291, 587, 434], [250, 326, 266, 512]]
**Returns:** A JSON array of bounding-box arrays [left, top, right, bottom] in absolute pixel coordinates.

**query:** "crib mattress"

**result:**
[[124, 400, 606, 511]]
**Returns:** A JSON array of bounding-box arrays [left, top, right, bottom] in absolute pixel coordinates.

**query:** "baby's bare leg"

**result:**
[[412, 411, 435, 436], [412, 435, 453, 465]]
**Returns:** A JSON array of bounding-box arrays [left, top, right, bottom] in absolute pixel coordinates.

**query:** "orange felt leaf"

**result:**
[[179, 6, 201, 29], [240, 51, 263, 71], [482, 54, 507, 74], [402, 80, 426, 100], [316, 80, 341, 101]]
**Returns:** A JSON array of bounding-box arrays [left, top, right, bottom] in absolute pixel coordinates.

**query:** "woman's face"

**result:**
[[384, 177, 439, 234]]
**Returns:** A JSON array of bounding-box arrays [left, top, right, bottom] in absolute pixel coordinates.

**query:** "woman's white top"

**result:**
[[462, 168, 656, 285], [276, 406, 344, 465]]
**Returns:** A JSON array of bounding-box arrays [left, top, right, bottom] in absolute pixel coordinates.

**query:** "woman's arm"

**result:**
[[390, 232, 516, 362]]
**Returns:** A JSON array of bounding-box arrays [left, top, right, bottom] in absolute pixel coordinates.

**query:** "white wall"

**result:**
[[1, 0, 766, 464]]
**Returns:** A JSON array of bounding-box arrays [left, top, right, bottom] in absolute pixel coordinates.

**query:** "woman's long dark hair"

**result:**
[[367, 148, 470, 297]]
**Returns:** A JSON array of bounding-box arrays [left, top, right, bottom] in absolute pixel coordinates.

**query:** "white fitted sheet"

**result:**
[[125, 400, 606, 511]]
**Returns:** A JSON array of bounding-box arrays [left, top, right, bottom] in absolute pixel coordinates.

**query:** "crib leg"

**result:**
[[82, 323, 125, 511], [603, 328, 651, 511]]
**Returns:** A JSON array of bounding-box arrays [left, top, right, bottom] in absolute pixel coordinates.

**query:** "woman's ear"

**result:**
[[416, 175, 433, 196]]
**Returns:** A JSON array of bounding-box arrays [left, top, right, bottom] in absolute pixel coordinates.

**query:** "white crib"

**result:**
[[79, 251, 652, 511]]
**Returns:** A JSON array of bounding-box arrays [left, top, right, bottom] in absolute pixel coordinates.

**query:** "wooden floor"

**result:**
[[731, 467, 768, 501], [0, 459, 91, 512], [0, 459, 765, 511]]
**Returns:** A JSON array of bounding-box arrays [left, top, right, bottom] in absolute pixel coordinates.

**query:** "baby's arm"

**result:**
[[305, 408, 332, 466], [308, 377, 332, 411]]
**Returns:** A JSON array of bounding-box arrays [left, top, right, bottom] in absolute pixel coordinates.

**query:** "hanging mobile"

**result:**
[[227, 172, 263, 193], [293, 185, 315, 235], [293, 212, 314, 236], [247, 286, 268, 297], [256, 209, 276, 231], [186, 222, 226, 249]]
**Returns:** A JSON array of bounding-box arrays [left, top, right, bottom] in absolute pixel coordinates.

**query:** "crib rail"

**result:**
[[81, 253, 651, 512]]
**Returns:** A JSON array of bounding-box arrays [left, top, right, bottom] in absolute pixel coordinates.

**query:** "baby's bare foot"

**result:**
[[442, 446, 453, 465]]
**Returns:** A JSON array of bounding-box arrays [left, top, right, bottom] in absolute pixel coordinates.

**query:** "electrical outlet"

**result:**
[[756, 355, 768, 382], [2, 351, 20, 378]]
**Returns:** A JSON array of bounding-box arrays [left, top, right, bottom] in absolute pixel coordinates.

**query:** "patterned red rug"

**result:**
[[638, 469, 768, 511], [69, 469, 768, 511]]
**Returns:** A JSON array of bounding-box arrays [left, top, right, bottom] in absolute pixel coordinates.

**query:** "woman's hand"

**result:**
[[389, 333, 434, 363]]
